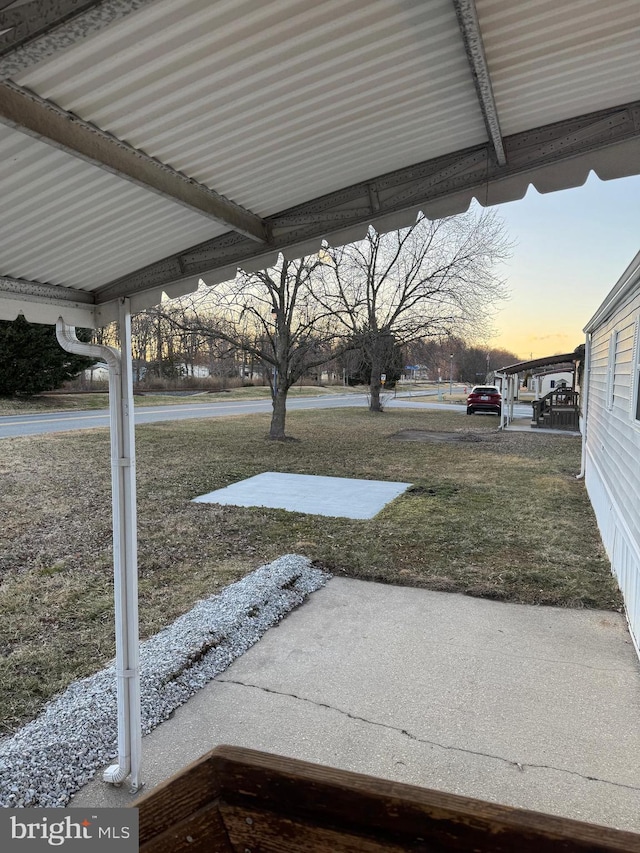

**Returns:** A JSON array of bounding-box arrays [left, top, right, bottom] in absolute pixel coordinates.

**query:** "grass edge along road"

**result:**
[[0, 384, 367, 415], [0, 382, 457, 416], [0, 407, 618, 732]]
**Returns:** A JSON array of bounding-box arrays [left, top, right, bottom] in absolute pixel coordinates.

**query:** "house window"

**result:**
[[606, 331, 617, 411], [550, 379, 555, 389]]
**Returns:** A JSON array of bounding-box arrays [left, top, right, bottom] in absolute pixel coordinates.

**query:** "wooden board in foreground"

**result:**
[[133, 745, 640, 853]]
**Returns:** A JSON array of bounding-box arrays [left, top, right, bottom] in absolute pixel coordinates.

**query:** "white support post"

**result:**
[[499, 374, 514, 429], [108, 298, 141, 791], [509, 375, 515, 423], [496, 372, 505, 430], [56, 301, 142, 793], [503, 375, 508, 427]]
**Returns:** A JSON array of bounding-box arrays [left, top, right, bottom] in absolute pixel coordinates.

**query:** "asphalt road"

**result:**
[[0, 392, 529, 439]]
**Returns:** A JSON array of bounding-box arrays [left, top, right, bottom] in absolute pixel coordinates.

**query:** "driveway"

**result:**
[[71, 577, 640, 833]]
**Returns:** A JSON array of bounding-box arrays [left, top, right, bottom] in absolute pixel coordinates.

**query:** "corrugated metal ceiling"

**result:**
[[16, 0, 485, 216], [477, 0, 640, 134], [0, 0, 639, 324], [0, 123, 225, 290]]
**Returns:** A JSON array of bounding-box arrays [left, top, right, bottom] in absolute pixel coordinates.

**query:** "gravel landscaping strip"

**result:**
[[0, 555, 329, 807]]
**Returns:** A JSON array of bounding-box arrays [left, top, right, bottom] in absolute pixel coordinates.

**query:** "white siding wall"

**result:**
[[586, 288, 640, 653]]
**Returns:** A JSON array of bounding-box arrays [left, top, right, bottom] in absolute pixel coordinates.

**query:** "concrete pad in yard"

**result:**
[[193, 472, 411, 518], [71, 578, 640, 833]]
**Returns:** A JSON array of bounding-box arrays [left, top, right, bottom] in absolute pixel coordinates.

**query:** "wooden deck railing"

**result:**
[[532, 389, 580, 430]]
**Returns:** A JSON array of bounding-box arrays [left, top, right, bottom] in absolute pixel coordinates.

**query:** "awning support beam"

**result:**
[[0, 82, 270, 244], [93, 97, 640, 311], [56, 301, 142, 793], [452, 0, 506, 166], [0, 0, 153, 81]]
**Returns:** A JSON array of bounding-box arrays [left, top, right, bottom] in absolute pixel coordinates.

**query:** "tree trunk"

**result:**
[[369, 378, 383, 412], [369, 349, 384, 413], [269, 382, 288, 439]]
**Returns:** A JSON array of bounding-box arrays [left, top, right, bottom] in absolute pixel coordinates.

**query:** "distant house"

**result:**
[[583, 250, 640, 655], [82, 362, 109, 381], [189, 364, 211, 379], [529, 370, 573, 398]]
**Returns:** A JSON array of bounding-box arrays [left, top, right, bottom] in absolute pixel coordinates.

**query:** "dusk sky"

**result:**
[[487, 172, 640, 360]]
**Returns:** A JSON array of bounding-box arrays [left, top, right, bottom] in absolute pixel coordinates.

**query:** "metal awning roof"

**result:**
[[2, 0, 640, 327], [496, 352, 579, 375]]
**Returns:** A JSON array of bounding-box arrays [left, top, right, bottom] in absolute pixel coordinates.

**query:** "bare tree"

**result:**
[[315, 208, 511, 411], [129, 310, 156, 381], [165, 255, 346, 439]]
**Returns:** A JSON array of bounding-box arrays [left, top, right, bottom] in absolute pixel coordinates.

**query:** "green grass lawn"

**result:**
[[0, 407, 618, 732]]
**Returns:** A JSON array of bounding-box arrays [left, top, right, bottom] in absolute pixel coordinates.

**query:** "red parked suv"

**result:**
[[467, 385, 501, 416]]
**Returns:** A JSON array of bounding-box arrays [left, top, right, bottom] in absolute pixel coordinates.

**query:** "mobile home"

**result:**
[[583, 251, 640, 654]]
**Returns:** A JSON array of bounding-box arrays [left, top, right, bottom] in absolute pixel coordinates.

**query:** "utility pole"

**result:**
[[449, 353, 453, 396]]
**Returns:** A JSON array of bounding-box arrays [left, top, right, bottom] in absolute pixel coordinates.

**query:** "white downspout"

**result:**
[[577, 332, 591, 480], [56, 298, 142, 793]]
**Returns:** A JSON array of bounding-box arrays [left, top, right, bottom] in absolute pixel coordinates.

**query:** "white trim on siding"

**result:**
[[631, 314, 640, 422], [606, 330, 618, 411]]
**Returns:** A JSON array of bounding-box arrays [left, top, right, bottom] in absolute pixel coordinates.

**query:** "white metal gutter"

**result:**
[[56, 299, 142, 793]]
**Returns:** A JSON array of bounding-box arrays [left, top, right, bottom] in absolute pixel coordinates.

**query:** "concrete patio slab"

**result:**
[[71, 578, 640, 833], [192, 472, 412, 519], [503, 415, 581, 435]]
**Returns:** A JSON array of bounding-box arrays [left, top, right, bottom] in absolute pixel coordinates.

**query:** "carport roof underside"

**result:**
[[1, 0, 640, 328]]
